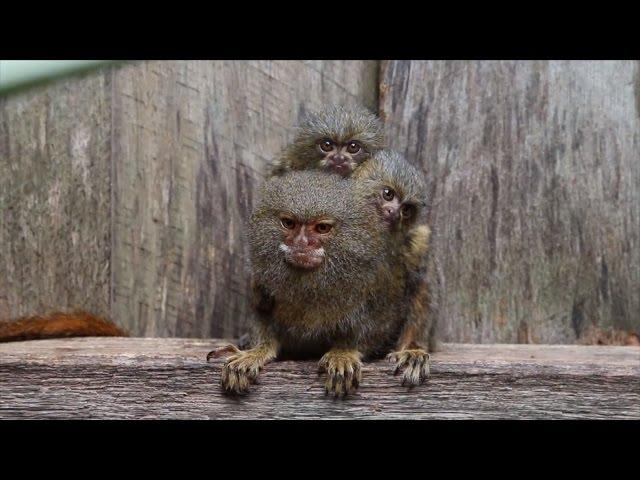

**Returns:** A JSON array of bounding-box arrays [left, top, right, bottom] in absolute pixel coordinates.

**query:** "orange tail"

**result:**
[[0, 311, 127, 343]]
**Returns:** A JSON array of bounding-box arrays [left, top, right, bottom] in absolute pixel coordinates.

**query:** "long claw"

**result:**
[[318, 349, 363, 399], [207, 344, 240, 362], [217, 346, 273, 394], [388, 348, 431, 387]]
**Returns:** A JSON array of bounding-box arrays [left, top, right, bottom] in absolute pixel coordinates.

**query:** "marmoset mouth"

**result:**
[[288, 251, 324, 269], [279, 244, 325, 269], [328, 163, 354, 176]]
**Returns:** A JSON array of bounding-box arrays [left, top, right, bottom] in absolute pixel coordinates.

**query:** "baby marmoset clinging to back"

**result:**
[[266, 104, 385, 177], [352, 150, 436, 377]]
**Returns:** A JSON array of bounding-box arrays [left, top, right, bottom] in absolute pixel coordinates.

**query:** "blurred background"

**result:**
[[0, 60, 638, 345]]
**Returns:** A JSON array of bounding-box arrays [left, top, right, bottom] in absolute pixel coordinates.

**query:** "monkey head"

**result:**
[[354, 150, 428, 232], [284, 105, 385, 177], [378, 185, 419, 228], [248, 171, 390, 303]]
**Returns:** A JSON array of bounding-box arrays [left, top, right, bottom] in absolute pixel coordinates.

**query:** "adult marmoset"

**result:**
[[208, 171, 412, 397]]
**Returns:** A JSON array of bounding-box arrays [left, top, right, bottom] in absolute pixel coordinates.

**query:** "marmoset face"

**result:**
[[377, 185, 417, 228], [278, 213, 336, 270], [315, 137, 370, 176]]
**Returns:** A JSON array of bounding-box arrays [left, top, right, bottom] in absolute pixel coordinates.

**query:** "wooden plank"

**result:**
[[110, 61, 379, 338], [380, 61, 640, 344], [0, 73, 113, 321], [0, 338, 637, 419]]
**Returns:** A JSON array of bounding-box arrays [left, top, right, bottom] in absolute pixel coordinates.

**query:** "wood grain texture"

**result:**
[[380, 61, 640, 344], [0, 74, 112, 321], [0, 338, 637, 419], [109, 60, 378, 338]]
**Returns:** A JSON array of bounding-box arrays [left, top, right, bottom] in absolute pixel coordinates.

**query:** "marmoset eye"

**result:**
[[280, 217, 296, 229], [346, 141, 361, 154], [319, 140, 334, 152], [315, 223, 333, 234], [382, 188, 395, 201], [400, 204, 415, 219]]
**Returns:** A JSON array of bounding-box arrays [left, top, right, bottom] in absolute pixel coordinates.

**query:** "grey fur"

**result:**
[[267, 105, 385, 177], [248, 171, 406, 359]]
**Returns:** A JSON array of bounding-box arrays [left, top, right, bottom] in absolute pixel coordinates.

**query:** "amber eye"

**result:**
[[382, 187, 395, 201], [346, 141, 361, 154], [400, 204, 415, 219], [280, 217, 296, 229], [315, 223, 333, 234], [319, 140, 334, 152]]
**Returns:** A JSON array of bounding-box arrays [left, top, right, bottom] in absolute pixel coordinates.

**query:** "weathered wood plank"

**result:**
[[0, 73, 113, 320], [110, 60, 379, 338], [0, 338, 637, 419], [380, 61, 640, 344]]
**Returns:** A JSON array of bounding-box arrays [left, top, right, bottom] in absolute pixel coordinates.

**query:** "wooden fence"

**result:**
[[1, 60, 638, 343]]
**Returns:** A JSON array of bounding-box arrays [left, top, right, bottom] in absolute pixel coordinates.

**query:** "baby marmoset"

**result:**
[[266, 104, 385, 177], [352, 150, 436, 381]]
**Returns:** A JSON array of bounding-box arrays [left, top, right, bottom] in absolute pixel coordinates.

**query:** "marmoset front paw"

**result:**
[[318, 349, 363, 398], [387, 348, 430, 386], [207, 344, 272, 395]]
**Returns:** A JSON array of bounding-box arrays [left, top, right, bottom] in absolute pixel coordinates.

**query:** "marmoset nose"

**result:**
[[385, 207, 399, 221], [331, 154, 347, 165]]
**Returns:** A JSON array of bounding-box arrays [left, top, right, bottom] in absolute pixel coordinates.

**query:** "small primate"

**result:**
[[266, 104, 385, 178], [0, 311, 126, 343], [353, 150, 435, 385], [208, 171, 410, 396]]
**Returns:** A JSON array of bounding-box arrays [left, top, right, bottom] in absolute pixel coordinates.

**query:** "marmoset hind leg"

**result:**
[[318, 347, 363, 398], [387, 273, 432, 386], [207, 325, 279, 395]]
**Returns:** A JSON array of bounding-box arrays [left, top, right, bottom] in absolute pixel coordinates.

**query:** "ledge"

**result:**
[[0, 338, 638, 419]]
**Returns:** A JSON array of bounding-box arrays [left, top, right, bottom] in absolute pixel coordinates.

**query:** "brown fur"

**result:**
[[579, 327, 640, 346], [0, 311, 126, 343]]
